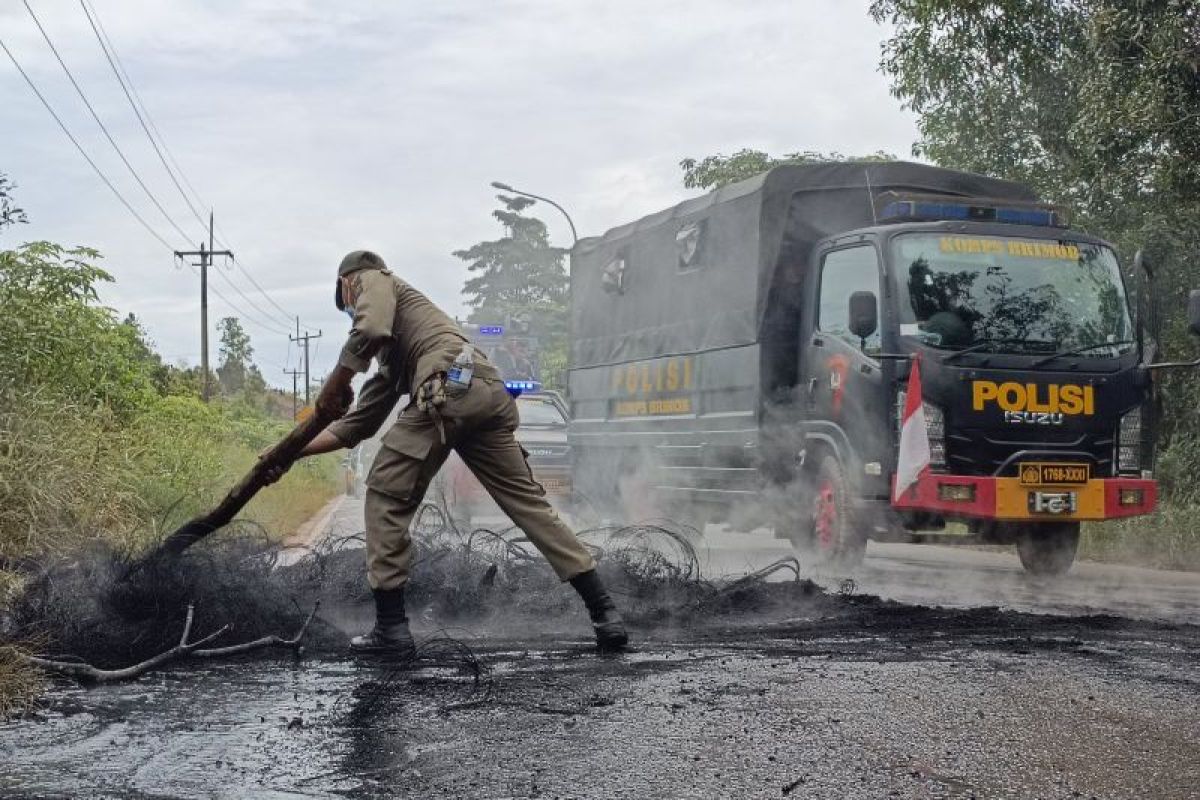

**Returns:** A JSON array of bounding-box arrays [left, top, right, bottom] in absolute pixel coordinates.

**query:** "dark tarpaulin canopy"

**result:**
[[570, 161, 1038, 370]]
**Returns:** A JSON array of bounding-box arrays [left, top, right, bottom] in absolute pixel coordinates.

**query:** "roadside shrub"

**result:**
[[0, 243, 157, 416], [0, 386, 341, 561], [0, 388, 144, 561], [1081, 437, 1200, 571]]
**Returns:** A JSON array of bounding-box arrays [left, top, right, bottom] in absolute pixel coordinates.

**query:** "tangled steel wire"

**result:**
[[4, 491, 819, 697]]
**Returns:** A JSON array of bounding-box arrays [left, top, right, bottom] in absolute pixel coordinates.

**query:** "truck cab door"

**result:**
[[800, 243, 889, 486]]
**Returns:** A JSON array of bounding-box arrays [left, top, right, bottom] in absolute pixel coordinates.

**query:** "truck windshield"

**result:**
[[891, 233, 1134, 355]]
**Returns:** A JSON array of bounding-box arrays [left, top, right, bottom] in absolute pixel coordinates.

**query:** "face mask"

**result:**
[[343, 305, 355, 321]]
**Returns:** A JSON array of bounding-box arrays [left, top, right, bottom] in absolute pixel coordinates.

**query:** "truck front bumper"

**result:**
[[891, 473, 1156, 522]]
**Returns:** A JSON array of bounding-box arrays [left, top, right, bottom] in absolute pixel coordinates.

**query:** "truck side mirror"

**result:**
[[1134, 249, 1152, 279], [848, 291, 878, 343], [1134, 248, 1163, 357], [1189, 290, 1200, 336]]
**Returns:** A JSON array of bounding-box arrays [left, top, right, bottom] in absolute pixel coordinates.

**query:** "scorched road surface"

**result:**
[[3, 590, 1198, 798], [4, 497, 1199, 799]]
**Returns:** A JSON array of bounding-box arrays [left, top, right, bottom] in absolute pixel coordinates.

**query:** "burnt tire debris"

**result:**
[[1, 505, 818, 703]]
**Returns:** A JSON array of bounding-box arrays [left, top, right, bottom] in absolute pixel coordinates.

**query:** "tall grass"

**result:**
[[1083, 508, 1200, 571], [0, 388, 340, 561], [1079, 438, 1200, 571]]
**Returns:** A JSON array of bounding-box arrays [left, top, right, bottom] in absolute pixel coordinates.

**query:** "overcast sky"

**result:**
[[1, 0, 918, 389]]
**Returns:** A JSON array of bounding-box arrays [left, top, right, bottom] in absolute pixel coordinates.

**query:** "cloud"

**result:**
[[2, 0, 918, 386]]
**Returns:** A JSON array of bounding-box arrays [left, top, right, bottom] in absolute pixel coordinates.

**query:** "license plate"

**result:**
[[539, 477, 571, 495], [1028, 491, 1077, 515], [1019, 462, 1089, 486]]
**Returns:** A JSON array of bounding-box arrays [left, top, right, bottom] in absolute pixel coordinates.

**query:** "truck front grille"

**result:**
[[946, 429, 1115, 477]]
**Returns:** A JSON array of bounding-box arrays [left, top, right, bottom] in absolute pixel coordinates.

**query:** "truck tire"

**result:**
[[1016, 522, 1080, 576], [792, 455, 867, 570]]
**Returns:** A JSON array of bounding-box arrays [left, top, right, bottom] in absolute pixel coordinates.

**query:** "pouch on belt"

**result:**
[[367, 424, 435, 502]]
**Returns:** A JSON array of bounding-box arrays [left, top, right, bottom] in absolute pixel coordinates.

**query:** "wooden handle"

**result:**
[[157, 408, 337, 556]]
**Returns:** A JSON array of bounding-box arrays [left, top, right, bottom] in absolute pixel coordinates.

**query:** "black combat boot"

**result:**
[[569, 569, 629, 651], [350, 587, 416, 656]]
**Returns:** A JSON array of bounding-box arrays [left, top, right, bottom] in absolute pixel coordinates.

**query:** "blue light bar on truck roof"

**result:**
[[875, 192, 1069, 228], [478, 325, 504, 336], [504, 379, 542, 396]]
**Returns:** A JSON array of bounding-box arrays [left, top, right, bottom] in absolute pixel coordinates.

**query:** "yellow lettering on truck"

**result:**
[[972, 381, 1094, 415]]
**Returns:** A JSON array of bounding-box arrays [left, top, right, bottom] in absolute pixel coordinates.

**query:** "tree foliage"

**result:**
[[870, 0, 1200, 301], [0, 242, 158, 414], [454, 195, 570, 388], [216, 316, 265, 398], [454, 195, 569, 320], [680, 148, 895, 190], [872, 0, 1199, 209], [0, 172, 28, 231]]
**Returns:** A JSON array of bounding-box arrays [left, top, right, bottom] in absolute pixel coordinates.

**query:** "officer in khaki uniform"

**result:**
[[270, 250, 627, 654]]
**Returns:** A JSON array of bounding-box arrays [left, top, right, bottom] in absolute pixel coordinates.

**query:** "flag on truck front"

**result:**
[[894, 357, 931, 501]]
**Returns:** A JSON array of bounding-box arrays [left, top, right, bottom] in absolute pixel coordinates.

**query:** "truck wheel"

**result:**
[[1016, 522, 1080, 576], [794, 455, 866, 570]]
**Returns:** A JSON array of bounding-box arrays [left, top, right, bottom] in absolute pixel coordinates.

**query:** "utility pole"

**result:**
[[283, 367, 303, 419], [289, 322, 322, 407], [175, 212, 232, 401]]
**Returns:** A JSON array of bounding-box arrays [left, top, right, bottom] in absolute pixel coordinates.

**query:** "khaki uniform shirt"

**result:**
[[326, 268, 498, 447]]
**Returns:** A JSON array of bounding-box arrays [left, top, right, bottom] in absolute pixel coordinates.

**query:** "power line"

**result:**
[[290, 329, 323, 406], [23, 0, 201, 246], [12, 3, 304, 346], [182, 262, 294, 339], [34, 1, 294, 338], [208, 260, 297, 336], [283, 367, 303, 419], [206, 270, 295, 337], [80, 0, 208, 216], [230, 255, 305, 328], [77, 0, 207, 235], [175, 217, 232, 402], [80, 0, 309, 332], [0, 34, 176, 251]]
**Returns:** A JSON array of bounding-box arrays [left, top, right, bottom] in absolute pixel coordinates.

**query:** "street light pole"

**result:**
[[490, 181, 578, 246]]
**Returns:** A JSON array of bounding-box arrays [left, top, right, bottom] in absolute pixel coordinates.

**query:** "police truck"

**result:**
[[567, 162, 1200, 575]]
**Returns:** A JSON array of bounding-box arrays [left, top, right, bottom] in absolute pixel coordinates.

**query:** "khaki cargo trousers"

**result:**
[[363, 378, 596, 590]]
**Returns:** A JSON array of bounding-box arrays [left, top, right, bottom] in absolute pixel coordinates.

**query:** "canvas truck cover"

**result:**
[[570, 161, 1037, 369]]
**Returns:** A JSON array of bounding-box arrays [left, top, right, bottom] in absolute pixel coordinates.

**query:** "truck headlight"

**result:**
[[897, 392, 947, 470], [1117, 407, 1142, 474]]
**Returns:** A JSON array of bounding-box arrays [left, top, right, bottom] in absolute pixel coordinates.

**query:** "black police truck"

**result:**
[[568, 162, 1200, 575]]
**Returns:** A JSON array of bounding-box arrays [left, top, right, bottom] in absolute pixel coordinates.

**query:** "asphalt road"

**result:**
[[694, 526, 1200, 625], [3, 498, 1198, 799]]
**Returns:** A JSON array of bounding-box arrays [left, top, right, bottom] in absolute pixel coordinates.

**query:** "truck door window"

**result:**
[[818, 245, 881, 353]]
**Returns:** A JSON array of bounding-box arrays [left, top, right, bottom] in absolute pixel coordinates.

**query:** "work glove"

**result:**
[[259, 446, 290, 485], [415, 375, 449, 413], [415, 375, 450, 444], [316, 376, 354, 420]]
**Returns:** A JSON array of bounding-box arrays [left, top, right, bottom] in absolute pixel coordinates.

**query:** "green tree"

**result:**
[[215, 316, 265, 397], [0, 241, 156, 413], [454, 195, 570, 389], [680, 148, 895, 190], [0, 172, 28, 232]]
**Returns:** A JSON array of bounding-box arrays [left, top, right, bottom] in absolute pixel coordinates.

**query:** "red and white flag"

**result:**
[[894, 357, 931, 501]]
